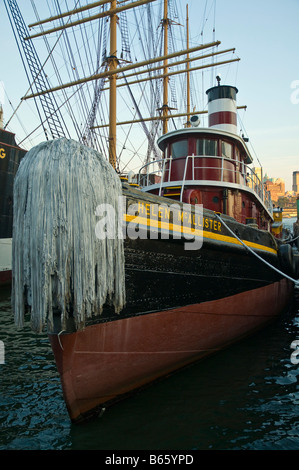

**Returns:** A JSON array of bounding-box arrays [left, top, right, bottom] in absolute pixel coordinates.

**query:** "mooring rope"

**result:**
[[214, 213, 299, 285]]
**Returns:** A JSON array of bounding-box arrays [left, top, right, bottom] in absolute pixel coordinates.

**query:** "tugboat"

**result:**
[[0, 105, 26, 286], [9, 0, 298, 423], [12, 80, 297, 423]]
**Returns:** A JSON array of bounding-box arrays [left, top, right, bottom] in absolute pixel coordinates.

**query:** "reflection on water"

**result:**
[[0, 287, 70, 450], [0, 286, 298, 450]]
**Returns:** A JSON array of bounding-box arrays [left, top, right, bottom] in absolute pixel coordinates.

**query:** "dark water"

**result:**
[[0, 286, 298, 451]]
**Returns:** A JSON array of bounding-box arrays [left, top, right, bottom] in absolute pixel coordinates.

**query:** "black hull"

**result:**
[[0, 129, 26, 239], [124, 241, 277, 310], [53, 184, 290, 333]]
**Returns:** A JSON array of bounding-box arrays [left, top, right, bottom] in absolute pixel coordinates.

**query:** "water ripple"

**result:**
[[0, 287, 298, 450]]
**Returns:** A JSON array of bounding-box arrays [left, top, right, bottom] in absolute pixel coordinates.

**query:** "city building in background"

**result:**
[[292, 171, 299, 193], [264, 178, 285, 202], [259, 169, 298, 218]]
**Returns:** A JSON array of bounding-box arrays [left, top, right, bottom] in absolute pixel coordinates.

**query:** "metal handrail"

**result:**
[[137, 155, 272, 213]]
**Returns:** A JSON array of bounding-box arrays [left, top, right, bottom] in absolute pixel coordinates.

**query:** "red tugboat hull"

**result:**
[[49, 278, 292, 423]]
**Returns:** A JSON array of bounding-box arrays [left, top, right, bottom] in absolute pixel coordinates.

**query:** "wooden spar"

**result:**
[[28, 0, 112, 28], [22, 42, 221, 100], [102, 53, 238, 92], [25, 0, 158, 40], [186, 5, 191, 128], [162, 0, 169, 134], [93, 110, 209, 129], [117, 48, 236, 81], [92, 106, 247, 129], [109, 0, 117, 169], [111, 57, 240, 89]]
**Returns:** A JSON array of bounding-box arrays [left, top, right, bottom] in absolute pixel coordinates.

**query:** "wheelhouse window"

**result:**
[[196, 139, 217, 156], [221, 141, 233, 159], [170, 140, 188, 158]]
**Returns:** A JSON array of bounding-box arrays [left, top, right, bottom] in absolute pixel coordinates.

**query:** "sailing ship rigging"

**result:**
[[4, 0, 241, 172]]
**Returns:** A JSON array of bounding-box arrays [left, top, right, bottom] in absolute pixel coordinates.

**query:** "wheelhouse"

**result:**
[[138, 83, 273, 231], [138, 127, 273, 231]]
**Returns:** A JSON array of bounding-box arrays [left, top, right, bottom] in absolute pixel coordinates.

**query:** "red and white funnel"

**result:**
[[206, 80, 238, 134]]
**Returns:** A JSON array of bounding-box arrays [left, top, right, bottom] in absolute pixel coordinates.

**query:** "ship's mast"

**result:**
[[162, 0, 169, 134], [186, 4, 191, 128], [108, 0, 118, 168]]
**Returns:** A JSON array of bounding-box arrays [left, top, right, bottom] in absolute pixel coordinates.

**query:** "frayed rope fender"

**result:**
[[12, 138, 125, 333]]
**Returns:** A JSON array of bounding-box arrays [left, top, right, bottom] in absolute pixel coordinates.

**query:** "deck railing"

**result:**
[[137, 155, 273, 214]]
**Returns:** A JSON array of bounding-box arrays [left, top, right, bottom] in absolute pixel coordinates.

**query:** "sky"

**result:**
[[0, 0, 298, 191], [184, 0, 299, 191]]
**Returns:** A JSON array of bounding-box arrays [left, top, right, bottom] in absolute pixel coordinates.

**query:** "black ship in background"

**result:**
[[0, 104, 26, 285]]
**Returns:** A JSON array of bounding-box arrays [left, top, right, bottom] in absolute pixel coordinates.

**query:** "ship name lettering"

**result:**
[[138, 201, 171, 221], [203, 217, 221, 232], [0, 148, 6, 159], [135, 202, 221, 232]]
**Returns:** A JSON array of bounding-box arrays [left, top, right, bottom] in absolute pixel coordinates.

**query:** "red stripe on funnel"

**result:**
[[209, 111, 237, 127]]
